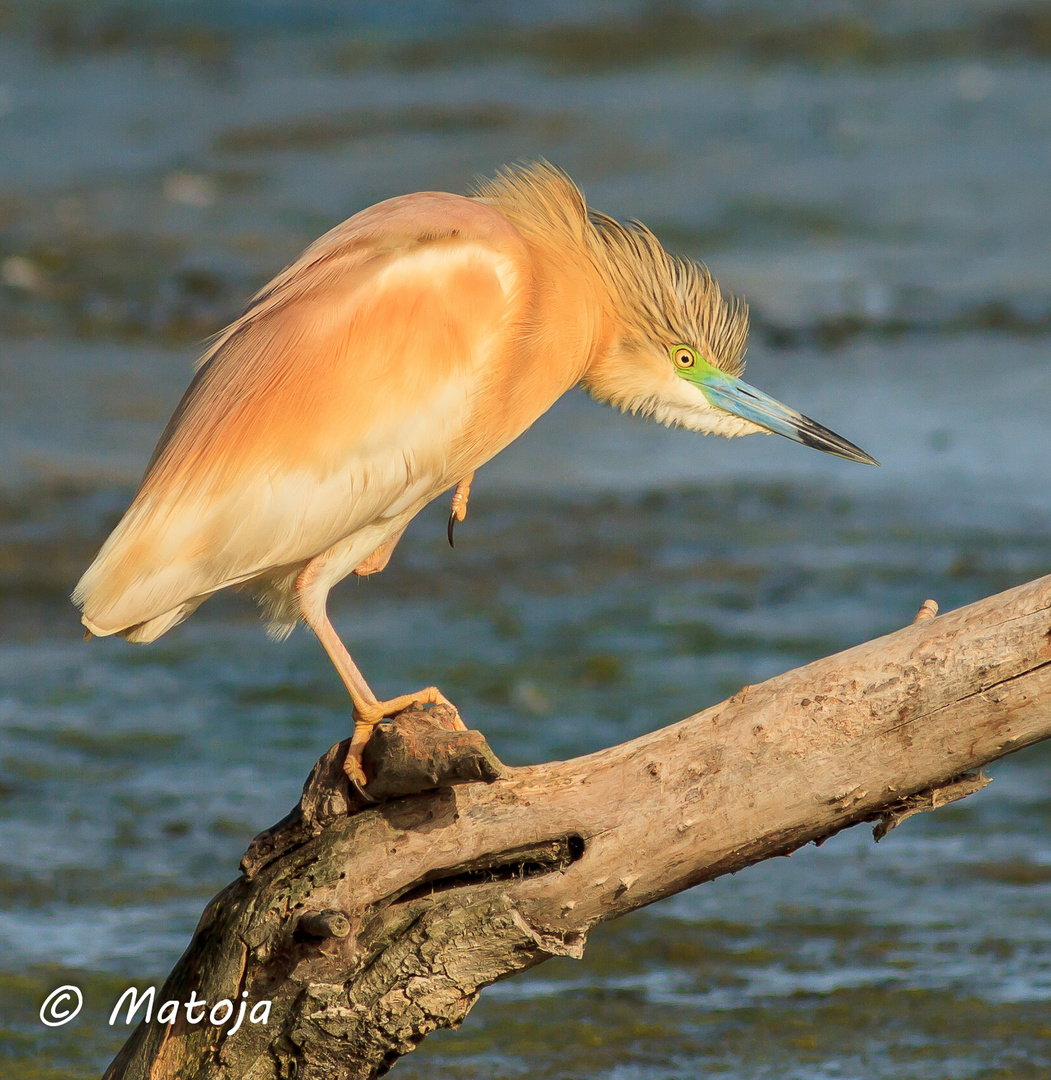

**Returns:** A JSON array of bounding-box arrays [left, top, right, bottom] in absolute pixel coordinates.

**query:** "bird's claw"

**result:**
[[447, 473, 474, 547], [349, 773, 377, 803], [343, 747, 376, 801]]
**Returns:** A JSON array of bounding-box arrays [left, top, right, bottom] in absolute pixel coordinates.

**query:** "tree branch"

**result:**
[[103, 572, 1051, 1080]]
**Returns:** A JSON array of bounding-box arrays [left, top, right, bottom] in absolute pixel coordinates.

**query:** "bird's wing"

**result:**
[[75, 194, 529, 636]]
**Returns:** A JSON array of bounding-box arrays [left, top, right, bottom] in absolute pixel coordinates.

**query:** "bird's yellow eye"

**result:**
[[672, 346, 695, 369]]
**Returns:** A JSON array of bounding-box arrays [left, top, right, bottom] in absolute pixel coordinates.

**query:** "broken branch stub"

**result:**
[[362, 705, 507, 800], [103, 573, 1051, 1080], [241, 705, 506, 879]]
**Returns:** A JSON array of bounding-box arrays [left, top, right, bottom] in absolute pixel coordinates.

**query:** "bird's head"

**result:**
[[583, 215, 877, 465]]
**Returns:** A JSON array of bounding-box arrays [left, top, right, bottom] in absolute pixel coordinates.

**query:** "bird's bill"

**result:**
[[697, 372, 879, 465]]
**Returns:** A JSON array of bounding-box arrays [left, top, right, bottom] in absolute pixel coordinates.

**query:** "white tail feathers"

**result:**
[[72, 496, 220, 642]]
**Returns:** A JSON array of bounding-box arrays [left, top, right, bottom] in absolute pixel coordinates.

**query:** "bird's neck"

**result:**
[[476, 175, 648, 403]]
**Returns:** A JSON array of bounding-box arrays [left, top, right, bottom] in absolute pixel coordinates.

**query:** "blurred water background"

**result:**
[[2, 1, 1051, 1076]]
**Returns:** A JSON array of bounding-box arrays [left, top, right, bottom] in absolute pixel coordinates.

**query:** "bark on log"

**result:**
[[103, 572, 1051, 1080]]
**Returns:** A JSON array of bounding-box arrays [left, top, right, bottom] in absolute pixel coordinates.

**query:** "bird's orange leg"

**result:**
[[447, 471, 475, 547], [295, 560, 465, 791]]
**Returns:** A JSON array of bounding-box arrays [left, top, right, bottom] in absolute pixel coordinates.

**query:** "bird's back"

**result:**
[[75, 192, 535, 641]]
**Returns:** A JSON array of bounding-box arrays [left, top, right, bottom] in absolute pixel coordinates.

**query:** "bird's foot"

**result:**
[[447, 472, 474, 547], [343, 686, 466, 792], [352, 525, 407, 577]]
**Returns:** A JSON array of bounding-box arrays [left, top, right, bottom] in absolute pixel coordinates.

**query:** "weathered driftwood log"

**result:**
[[104, 573, 1051, 1080]]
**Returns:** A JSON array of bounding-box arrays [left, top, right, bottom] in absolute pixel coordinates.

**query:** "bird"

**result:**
[[73, 162, 876, 790]]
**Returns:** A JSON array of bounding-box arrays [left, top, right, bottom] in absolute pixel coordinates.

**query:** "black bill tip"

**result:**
[[793, 415, 880, 466]]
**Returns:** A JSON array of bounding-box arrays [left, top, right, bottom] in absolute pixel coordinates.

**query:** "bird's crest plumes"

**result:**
[[472, 160, 591, 247], [474, 160, 749, 377], [587, 214, 748, 377]]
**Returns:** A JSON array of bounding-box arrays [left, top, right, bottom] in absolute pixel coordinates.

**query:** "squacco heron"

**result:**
[[74, 162, 876, 788]]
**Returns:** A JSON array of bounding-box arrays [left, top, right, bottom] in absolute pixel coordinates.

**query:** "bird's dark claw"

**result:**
[[447, 473, 473, 548], [349, 774, 377, 803]]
